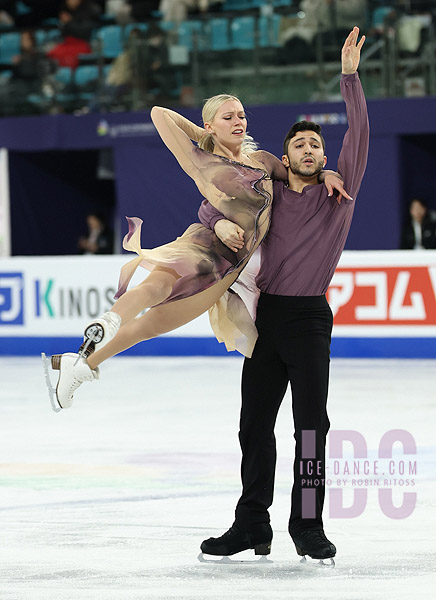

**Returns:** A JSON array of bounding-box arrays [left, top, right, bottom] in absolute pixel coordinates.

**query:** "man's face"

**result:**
[[282, 130, 326, 177]]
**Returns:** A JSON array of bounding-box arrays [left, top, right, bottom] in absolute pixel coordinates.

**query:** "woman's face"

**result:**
[[410, 200, 426, 223], [66, 0, 82, 10], [205, 99, 247, 149], [21, 32, 34, 51], [87, 215, 102, 231]]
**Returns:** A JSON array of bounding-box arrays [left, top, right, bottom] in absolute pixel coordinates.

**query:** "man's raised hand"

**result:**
[[342, 26, 365, 75]]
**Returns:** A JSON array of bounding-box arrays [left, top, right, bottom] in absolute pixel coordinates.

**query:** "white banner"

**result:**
[[0, 255, 212, 337], [1, 251, 436, 339]]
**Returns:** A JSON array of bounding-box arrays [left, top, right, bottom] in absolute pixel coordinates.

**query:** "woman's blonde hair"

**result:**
[[198, 93, 258, 154]]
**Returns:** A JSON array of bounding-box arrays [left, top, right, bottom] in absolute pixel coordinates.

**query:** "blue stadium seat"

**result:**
[[0, 69, 12, 81], [207, 18, 231, 51], [159, 21, 176, 33], [123, 22, 149, 40], [55, 66, 73, 85], [223, 0, 253, 10], [372, 6, 394, 29], [250, 0, 293, 6], [35, 29, 61, 47], [35, 30, 46, 47], [96, 25, 123, 58], [271, 0, 292, 6], [259, 14, 281, 48], [178, 20, 205, 51], [16, 1, 32, 15], [0, 32, 21, 64], [75, 65, 100, 87], [231, 16, 256, 50], [41, 18, 60, 26], [47, 29, 62, 43]]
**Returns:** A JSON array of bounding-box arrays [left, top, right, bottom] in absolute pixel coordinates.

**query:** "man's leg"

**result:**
[[274, 301, 333, 537], [286, 330, 331, 537], [235, 324, 289, 530], [200, 304, 289, 556]]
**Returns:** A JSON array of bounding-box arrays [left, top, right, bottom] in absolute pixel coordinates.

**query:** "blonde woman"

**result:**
[[44, 94, 346, 410]]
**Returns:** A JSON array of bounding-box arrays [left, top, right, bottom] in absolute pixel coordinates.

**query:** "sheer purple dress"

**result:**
[[115, 143, 287, 356]]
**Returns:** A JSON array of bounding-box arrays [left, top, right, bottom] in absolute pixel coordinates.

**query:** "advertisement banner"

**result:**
[[328, 251, 436, 336], [1, 251, 435, 356], [0, 255, 212, 339]]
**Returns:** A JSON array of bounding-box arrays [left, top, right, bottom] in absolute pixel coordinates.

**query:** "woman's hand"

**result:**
[[214, 219, 245, 252], [320, 170, 352, 204], [151, 106, 205, 143]]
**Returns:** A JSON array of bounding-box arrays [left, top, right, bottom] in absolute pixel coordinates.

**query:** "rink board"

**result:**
[[1, 251, 436, 357]]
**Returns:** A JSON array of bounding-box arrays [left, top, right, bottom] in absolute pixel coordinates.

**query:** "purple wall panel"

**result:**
[[2, 93, 436, 252], [113, 141, 203, 249]]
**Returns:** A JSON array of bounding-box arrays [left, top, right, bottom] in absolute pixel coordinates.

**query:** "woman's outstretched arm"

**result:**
[[151, 106, 206, 180]]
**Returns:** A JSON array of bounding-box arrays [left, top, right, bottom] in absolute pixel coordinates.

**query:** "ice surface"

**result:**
[[0, 356, 435, 599]]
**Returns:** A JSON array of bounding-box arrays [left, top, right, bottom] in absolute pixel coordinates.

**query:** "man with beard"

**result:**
[[197, 27, 369, 563]]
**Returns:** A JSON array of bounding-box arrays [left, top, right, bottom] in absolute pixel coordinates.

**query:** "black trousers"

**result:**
[[234, 293, 333, 537]]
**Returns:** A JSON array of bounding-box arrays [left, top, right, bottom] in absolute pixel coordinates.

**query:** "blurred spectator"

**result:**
[[279, 0, 367, 62], [88, 23, 174, 110], [78, 212, 114, 254], [115, 0, 159, 25], [397, 1, 434, 14], [189, 0, 225, 16], [159, 0, 194, 23], [395, 0, 433, 56], [139, 22, 173, 101], [400, 198, 436, 249], [58, 0, 101, 41], [47, 0, 101, 68], [159, 0, 224, 21], [0, 0, 14, 25], [11, 1, 63, 28], [0, 31, 53, 103], [88, 27, 144, 111]]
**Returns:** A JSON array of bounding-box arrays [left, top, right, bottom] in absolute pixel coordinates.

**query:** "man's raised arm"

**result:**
[[337, 27, 369, 201]]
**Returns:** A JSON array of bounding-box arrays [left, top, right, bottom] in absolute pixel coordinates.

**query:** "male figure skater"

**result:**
[[197, 27, 369, 561]]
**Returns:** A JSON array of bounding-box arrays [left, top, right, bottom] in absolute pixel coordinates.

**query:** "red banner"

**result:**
[[327, 266, 436, 326]]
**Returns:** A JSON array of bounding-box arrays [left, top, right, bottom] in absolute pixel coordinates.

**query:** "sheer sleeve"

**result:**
[[252, 150, 288, 181], [150, 106, 207, 184]]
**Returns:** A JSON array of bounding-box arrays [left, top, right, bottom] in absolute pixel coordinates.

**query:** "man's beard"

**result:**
[[289, 158, 324, 178]]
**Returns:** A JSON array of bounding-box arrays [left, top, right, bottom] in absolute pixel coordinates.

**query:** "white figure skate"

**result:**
[[41, 352, 99, 411]]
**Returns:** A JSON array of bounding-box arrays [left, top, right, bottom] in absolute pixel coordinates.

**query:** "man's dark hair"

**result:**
[[283, 120, 326, 155]]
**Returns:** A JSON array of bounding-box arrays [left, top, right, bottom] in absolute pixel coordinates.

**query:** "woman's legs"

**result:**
[[87, 271, 238, 369], [110, 267, 180, 325]]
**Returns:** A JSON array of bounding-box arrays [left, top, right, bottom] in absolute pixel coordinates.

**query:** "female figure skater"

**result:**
[[45, 94, 344, 411]]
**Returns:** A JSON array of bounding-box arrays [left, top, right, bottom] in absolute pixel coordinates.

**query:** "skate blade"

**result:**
[[197, 553, 272, 564], [41, 353, 62, 413], [300, 555, 335, 568]]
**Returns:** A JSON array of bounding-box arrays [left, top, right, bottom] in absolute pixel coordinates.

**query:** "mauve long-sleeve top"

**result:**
[[198, 72, 369, 296]]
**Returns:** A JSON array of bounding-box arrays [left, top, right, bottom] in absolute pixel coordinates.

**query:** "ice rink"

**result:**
[[0, 356, 434, 600]]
